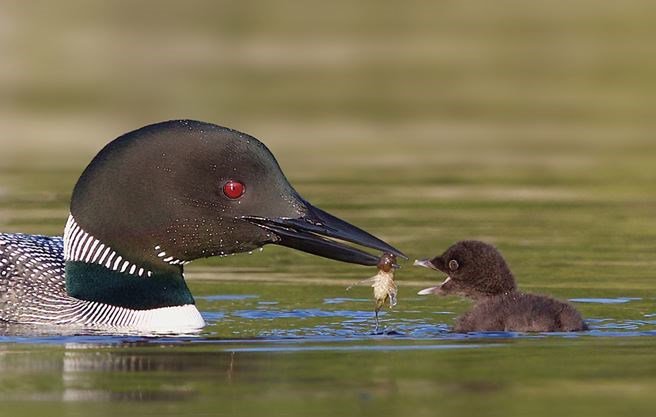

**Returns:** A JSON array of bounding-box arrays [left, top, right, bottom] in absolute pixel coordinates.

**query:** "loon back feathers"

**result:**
[[0, 233, 204, 331], [0, 233, 67, 324]]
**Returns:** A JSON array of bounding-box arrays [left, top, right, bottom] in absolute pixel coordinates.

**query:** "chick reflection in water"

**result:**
[[347, 253, 398, 332]]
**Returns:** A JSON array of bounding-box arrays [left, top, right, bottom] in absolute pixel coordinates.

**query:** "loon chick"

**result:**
[[415, 241, 587, 332], [0, 120, 405, 333]]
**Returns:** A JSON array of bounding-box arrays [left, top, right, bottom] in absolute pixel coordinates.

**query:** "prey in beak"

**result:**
[[347, 253, 399, 332], [243, 202, 406, 266]]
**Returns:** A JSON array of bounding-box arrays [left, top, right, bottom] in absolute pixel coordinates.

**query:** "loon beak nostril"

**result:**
[[240, 202, 405, 267]]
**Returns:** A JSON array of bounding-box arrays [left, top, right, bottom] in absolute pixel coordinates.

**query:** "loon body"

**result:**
[[415, 240, 586, 332], [0, 233, 203, 331], [0, 120, 404, 333]]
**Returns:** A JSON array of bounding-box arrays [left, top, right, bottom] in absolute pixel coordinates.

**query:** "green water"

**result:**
[[2, 337, 656, 417], [2, 0, 656, 416]]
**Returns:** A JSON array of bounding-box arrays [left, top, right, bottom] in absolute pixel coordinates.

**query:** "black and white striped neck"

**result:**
[[63, 215, 191, 277], [63, 214, 195, 310]]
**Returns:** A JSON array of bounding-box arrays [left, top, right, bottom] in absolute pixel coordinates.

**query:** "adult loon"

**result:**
[[0, 120, 405, 333]]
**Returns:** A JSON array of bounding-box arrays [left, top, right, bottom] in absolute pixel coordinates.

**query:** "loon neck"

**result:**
[[63, 215, 195, 310], [65, 261, 194, 310], [63, 215, 190, 277]]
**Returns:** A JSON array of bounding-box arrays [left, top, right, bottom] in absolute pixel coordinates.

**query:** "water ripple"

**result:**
[[226, 343, 500, 353], [197, 294, 259, 301], [232, 309, 373, 320], [569, 297, 642, 304], [323, 297, 369, 305], [3, 292, 656, 346]]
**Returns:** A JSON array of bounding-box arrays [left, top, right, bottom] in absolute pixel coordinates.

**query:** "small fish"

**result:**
[[347, 253, 398, 331]]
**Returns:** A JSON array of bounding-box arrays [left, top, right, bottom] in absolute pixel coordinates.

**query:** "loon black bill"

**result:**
[[243, 204, 406, 266]]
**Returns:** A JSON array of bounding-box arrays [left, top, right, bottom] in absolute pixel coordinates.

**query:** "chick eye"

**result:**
[[223, 180, 245, 199], [448, 259, 459, 271]]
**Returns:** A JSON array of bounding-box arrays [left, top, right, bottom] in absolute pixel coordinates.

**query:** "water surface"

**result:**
[[2, 281, 656, 417]]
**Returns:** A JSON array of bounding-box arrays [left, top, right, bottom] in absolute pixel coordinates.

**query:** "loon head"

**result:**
[[415, 240, 516, 299], [66, 120, 405, 282]]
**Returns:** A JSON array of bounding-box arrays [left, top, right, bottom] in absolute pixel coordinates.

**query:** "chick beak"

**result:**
[[417, 277, 451, 296], [413, 258, 440, 271], [414, 258, 449, 295]]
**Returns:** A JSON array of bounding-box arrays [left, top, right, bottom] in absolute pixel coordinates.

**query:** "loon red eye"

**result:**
[[223, 180, 245, 199]]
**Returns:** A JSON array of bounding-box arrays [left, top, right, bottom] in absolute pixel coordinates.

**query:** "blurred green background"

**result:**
[[2, 0, 655, 168], [2, 1, 656, 416]]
